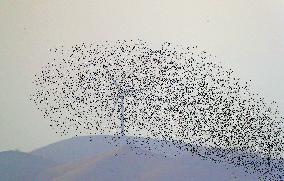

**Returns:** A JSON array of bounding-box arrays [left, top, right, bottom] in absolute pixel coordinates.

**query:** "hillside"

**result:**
[[0, 151, 56, 181], [0, 135, 278, 181]]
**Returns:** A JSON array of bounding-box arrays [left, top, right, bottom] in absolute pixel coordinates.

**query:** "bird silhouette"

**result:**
[[30, 40, 284, 181]]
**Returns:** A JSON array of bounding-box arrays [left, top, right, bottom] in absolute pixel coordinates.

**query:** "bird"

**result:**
[[30, 40, 284, 181]]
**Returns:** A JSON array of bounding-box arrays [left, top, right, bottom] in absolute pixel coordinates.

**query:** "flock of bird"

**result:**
[[31, 40, 283, 180]]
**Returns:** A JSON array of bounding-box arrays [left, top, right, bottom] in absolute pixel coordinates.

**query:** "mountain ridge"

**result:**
[[0, 135, 280, 181]]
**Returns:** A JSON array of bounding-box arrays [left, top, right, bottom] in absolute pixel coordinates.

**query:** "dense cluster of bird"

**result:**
[[31, 40, 283, 180]]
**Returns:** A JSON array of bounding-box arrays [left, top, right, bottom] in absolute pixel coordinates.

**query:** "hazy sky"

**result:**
[[0, 0, 284, 152]]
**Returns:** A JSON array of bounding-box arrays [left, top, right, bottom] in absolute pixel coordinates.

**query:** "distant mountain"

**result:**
[[0, 151, 56, 181], [31, 135, 191, 164], [37, 145, 258, 181], [0, 135, 280, 181], [31, 135, 117, 164]]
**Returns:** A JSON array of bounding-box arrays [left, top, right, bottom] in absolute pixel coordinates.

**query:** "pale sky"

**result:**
[[0, 0, 284, 152]]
